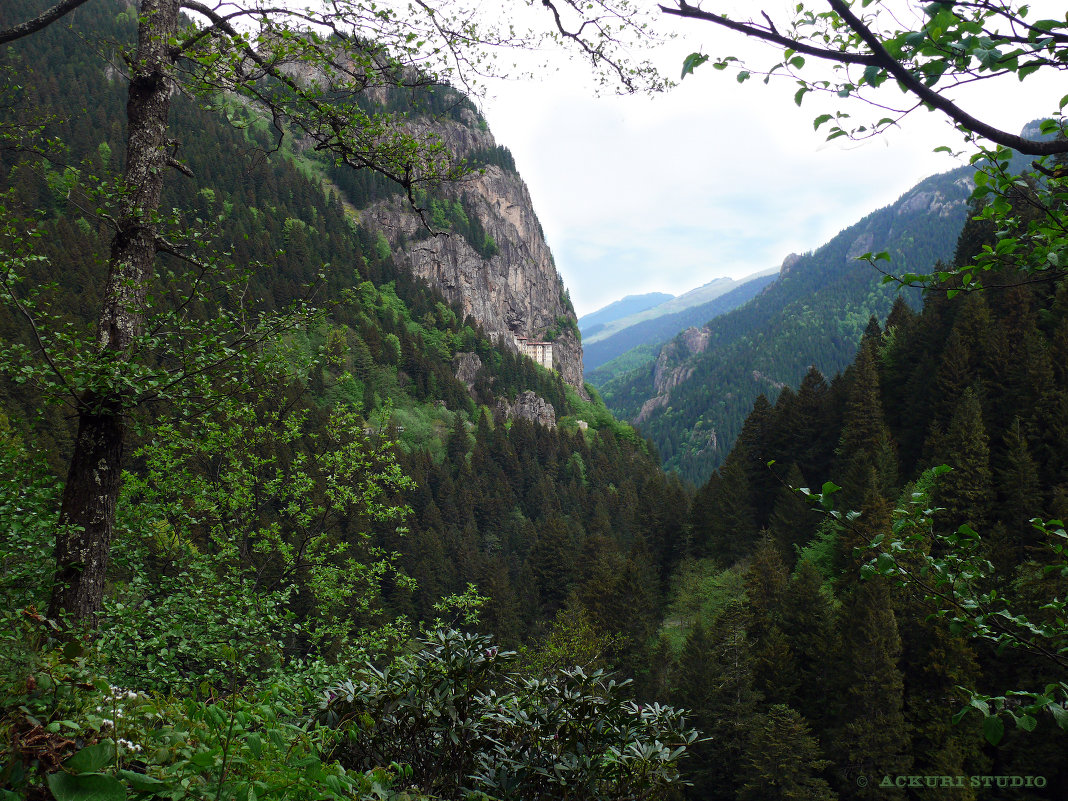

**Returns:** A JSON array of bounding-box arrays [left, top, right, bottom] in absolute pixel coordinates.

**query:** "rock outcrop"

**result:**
[[495, 390, 557, 429], [366, 116, 586, 396], [453, 352, 482, 391]]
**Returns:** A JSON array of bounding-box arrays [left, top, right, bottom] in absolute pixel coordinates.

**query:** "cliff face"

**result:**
[[365, 116, 586, 395]]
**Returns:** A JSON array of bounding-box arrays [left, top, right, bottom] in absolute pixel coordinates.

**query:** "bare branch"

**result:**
[[660, 1, 879, 66], [0, 0, 94, 46]]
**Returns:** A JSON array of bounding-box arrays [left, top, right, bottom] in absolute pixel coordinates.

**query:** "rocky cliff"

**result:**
[[364, 114, 586, 396]]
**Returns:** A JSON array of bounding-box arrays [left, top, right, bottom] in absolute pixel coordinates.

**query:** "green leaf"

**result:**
[[813, 114, 833, 130], [47, 773, 127, 801], [982, 715, 1004, 745], [680, 53, 709, 79], [1051, 704, 1068, 731], [65, 742, 116, 775], [116, 771, 167, 793], [1014, 713, 1038, 732]]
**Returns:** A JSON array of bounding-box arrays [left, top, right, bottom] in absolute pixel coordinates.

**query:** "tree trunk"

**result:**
[[48, 0, 179, 624]]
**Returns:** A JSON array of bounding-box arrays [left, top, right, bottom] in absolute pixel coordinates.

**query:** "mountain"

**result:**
[[585, 271, 777, 374], [0, 0, 680, 657], [579, 292, 674, 337], [582, 271, 776, 346], [601, 166, 974, 484], [364, 119, 586, 393]]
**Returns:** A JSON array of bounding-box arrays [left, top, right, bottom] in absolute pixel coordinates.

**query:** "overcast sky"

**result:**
[[476, 4, 1063, 317]]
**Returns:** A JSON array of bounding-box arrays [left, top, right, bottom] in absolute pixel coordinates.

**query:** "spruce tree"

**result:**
[[768, 462, 819, 560], [830, 488, 912, 800], [737, 705, 838, 801], [689, 448, 759, 566], [935, 385, 992, 535], [780, 559, 838, 732], [834, 338, 897, 510], [672, 604, 761, 801]]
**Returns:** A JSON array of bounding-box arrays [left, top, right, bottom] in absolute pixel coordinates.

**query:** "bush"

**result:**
[[323, 629, 698, 800]]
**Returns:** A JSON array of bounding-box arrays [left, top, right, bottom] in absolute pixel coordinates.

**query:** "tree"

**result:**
[[737, 705, 837, 801], [0, 0, 664, 624]]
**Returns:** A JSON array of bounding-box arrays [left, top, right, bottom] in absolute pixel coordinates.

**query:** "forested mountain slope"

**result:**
[[650, 203, 1068, 798], [0, 11, 698, 798], [0, 0, 689, 644], [601, 166, 973, 483]]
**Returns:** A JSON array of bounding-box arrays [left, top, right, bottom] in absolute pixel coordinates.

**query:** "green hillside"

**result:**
[[601, 166, 972, 484], [0, 3, 693, 798]]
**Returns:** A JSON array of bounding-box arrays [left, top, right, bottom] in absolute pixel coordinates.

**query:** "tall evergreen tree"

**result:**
[[737, 705, 838, 801], [934, 385, 992, 535], [672, 604, 761, 801], [834, 339, 897, 509], [830, 488, 912, 799], [690, 448, 759, 565]]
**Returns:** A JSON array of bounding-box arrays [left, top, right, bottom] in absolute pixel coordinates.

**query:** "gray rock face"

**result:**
[[495, 390, 557, 429], [780, 252, 802, 275], [366, 121, 586, 397], [453, 352, 482, 391], [652, 326, 711, 395]]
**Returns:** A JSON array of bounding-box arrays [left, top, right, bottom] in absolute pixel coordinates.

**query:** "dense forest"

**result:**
[[2, 1, 1068, 800]]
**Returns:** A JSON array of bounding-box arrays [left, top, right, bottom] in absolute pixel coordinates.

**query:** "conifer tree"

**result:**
[[994, 417, 1043, 565], [445, 410, 469, 466], [690, 448, 759, 565], [737, 705, 838, 801], [672, 604, 761, 801], [794, 366, 834, 479], [834, 338, 897, 509], [935, 386, 992, 534], [780, 559, 838, 732], [768, 462, 818, 560], [744, 535, 788, 639], [830, 487, 912, 799], [526, 515, 575, 617]]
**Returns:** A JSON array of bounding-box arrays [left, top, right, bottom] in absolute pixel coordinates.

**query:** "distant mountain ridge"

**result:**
[[579, 293, 674, 337], [585, 272, 777, 373], [583, 272, 774, 346]]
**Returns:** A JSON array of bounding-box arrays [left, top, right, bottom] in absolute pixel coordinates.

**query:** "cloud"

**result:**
[[479, 15, 1061, 316]]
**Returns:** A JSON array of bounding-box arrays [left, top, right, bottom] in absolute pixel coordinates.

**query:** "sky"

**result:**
[[475, 3, 1064, 317]]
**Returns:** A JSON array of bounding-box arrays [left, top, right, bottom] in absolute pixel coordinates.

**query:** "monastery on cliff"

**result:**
[[514, 335, 553, 370]]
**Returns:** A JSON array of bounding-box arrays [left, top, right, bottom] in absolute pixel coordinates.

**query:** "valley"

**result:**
[[0, 2, 1066, 801]]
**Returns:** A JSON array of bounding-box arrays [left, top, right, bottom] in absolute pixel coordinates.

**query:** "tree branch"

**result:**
[[659, 1, 879, 66], [0, 0, 94, 45], [825, 0, 1068, 156]]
